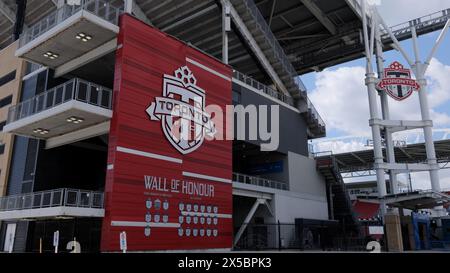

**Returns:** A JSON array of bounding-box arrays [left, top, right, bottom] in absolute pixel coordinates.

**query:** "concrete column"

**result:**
[[124, 0, 133, 14], [221, 1, 231, 64]]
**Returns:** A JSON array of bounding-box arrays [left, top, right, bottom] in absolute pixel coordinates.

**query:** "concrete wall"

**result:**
[[232, 82, 309, 156], [0, 41, 25, 196], [270, 151, 329, 222], [273, 191, 328, 223], [287, 151, 327, 197], [272, 191, 328, 248]]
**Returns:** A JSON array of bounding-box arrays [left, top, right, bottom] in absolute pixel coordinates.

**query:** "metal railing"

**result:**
[[0, 188, 104, 212], [380, 9, 450, 40], [348, 0, 450, 41], [233, 172, 289, 191], [7, 78, 113, 124], [19, 0, 123, 47], [24, 62, 43, 76], [313, 151, 333, 158], [234, 222, 368, 251], [233, 70, 294, 106], [306, 97, 326, 129], [232, 1, 326, 134], [240, 0, 307, 93]]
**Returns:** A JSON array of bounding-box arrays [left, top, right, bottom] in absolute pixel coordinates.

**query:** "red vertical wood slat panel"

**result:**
[[101, 15, 233, 251]]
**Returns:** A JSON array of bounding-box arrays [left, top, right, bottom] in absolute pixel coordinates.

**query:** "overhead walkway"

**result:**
[[380, 9, 450, 44]]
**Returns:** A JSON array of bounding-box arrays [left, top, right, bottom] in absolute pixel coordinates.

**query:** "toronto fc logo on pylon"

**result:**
[[377, 61, 420, 101], [146, 66, 216, 155]]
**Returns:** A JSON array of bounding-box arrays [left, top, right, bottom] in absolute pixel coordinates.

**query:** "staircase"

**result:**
[[230, 0, 307, 100], [316, 155, 361, 235]]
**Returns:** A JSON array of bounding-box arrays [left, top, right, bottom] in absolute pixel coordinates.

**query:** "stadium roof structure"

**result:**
[[1, 0, 449, 79], [353, 190, 450, 211], [315, 139, 450, 174], [383, 190, 450, 210], [1, 1, 449, 140]]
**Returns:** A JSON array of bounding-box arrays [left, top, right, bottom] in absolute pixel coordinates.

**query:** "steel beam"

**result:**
[[0, 0, 16, 23], [225, 0, 289, 95], [233, 198, 265, 246], [161, 5, 216, 32], [268, 0, 276, 27], [350, 152, 367, 164], [51, 0, 65, 8], [300, 0, 337, 35]]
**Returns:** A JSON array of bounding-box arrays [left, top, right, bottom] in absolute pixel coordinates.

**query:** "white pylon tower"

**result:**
[[361, 0, 450, 218]]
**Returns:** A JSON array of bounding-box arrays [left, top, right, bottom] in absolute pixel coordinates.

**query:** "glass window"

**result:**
[[45, 91, 54, 109], [55, 86, 63, 105], [64, 81, 74, 101], [0, 71, 16, 87], [101, 91, 111, 108], [77, 82, 88, 101], [90, 86, 99, 105], [0, 95, 13, 108]]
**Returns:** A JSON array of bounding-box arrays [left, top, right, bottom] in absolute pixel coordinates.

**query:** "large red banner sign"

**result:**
[[101, 14, 233, 251]]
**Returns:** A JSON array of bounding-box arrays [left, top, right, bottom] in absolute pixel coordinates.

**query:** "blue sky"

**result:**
[[303, 30, 450, 139], [300, 1, 450, 190]]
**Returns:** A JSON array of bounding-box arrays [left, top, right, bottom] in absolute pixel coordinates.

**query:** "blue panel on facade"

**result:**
[[248, 160, 284, 175]]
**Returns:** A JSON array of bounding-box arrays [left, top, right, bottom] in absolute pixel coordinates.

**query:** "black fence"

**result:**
[[234, 222, 374, 252]]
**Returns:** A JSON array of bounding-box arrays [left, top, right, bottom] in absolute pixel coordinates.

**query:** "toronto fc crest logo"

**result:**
[[146, 66, 216, 155], [377, 61, 420, 101]]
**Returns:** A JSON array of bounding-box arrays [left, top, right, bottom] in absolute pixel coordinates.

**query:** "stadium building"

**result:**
[[0, 0, 448, 252]]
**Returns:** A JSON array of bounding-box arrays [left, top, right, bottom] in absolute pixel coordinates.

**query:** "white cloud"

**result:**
[[367, 0, 381, 6], [308, 0, 450, 192], [310, 58, 450, 139], [309, 58, 450, 190], [309, 66, 370, 136], [408, 170, 450, 191], [426, 58, 450, 108], [314, 140, 371, 154]]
